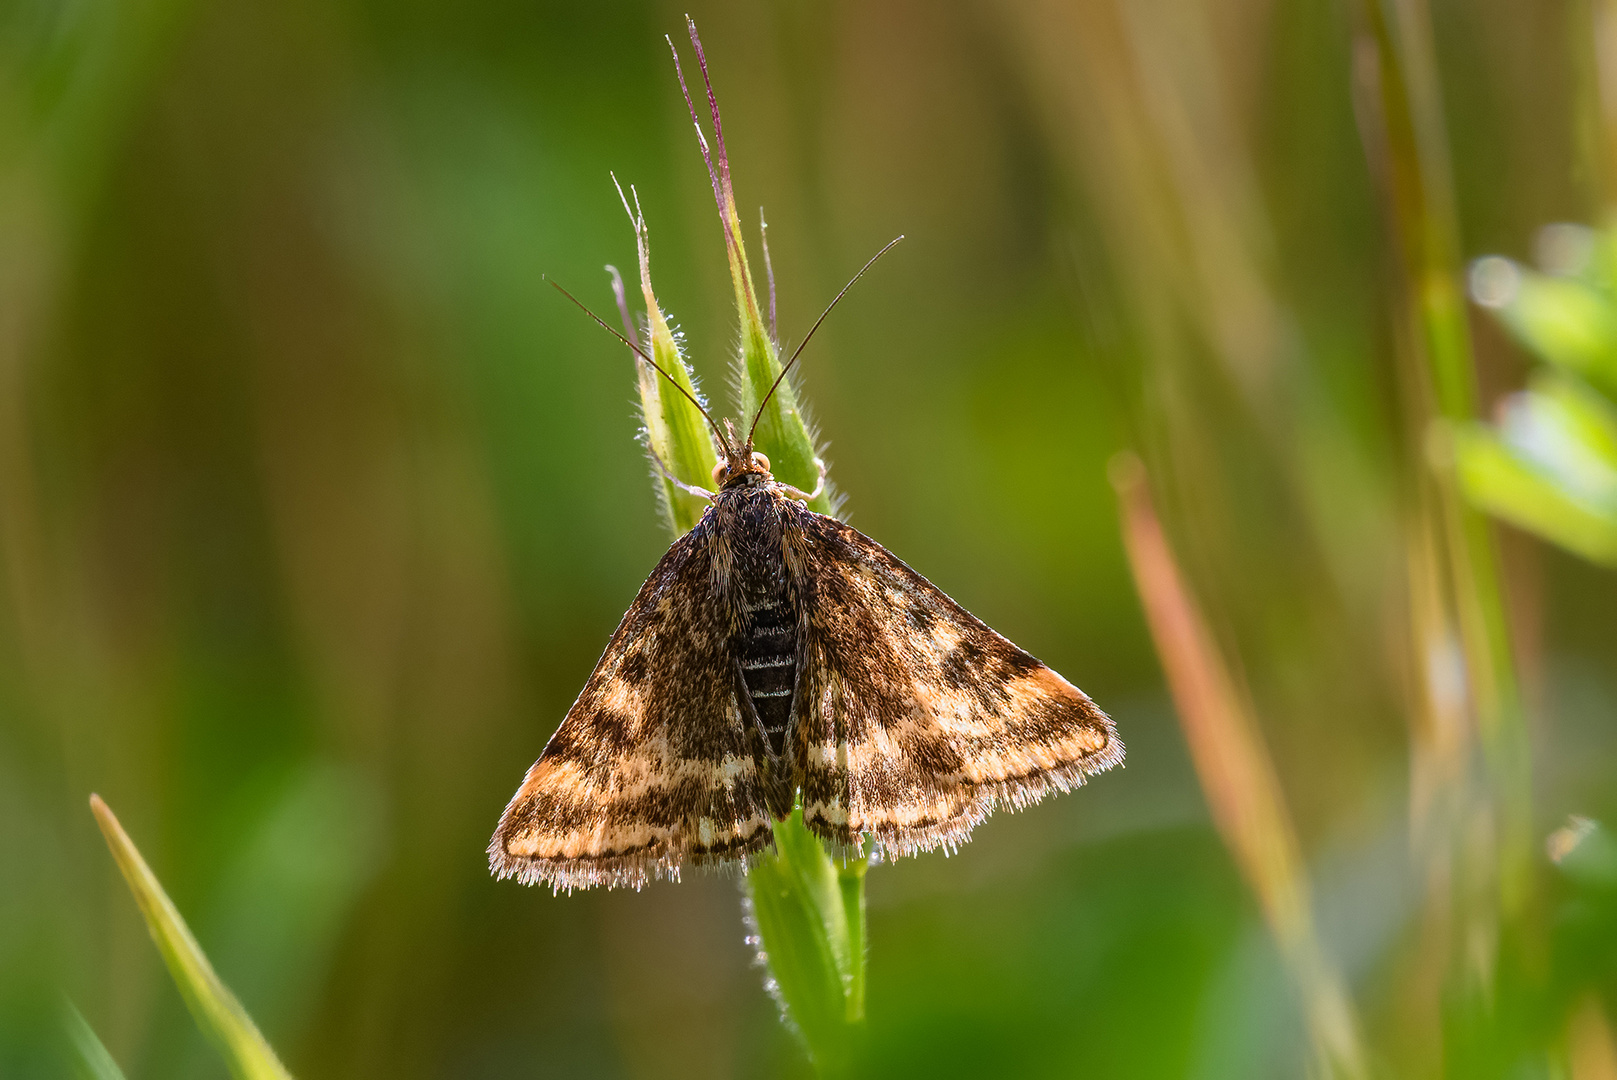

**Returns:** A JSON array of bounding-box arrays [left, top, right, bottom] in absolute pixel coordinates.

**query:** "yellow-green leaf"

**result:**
[[615, 180, 719, 535], [1451, 422, 1617, 566]]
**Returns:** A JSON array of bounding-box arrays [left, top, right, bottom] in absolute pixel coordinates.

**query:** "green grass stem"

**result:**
[[1356, 0, 1531, 907], [617, 69, 865, 1058]]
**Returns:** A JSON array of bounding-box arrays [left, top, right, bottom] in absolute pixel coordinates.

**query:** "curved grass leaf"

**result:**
[[61, 1000, 128, 1080], [89, 795, 294, 1080]]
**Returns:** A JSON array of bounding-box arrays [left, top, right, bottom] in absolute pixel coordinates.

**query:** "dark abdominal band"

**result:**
[[738, 595, 797, 759]]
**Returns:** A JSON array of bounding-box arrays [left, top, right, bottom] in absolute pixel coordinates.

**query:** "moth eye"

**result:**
[[752, 452, 770, 472], [711, 461, 726, 486]]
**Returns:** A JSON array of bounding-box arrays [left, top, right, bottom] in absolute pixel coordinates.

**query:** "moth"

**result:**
[[488, 280, 1123, 892]]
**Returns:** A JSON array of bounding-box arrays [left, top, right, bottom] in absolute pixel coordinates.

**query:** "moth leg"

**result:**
[[780, 457, 827, 504], [648, 445, 716, 501]]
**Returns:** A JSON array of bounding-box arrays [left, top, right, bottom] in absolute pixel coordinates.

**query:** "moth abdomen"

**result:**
[[736, 596, 798, 759], [716, 483, 802, 767]]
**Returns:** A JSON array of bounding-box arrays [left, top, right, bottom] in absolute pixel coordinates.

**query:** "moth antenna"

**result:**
[[548, 278, 732, 457], [747, 235, 904, 447]]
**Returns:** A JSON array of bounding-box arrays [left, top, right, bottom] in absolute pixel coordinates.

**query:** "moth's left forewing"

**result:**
[[789, 510, 1122, 857], [490, 523, 776, 891]]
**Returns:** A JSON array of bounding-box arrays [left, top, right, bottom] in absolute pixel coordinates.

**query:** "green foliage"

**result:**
[[1459, 238, 1617, 564], [1491, 266, 1617, 391]]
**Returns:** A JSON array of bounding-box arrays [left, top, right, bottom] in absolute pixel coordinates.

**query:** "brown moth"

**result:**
[[488, 26, 1121, 894], [488, 383, 1123, 893]]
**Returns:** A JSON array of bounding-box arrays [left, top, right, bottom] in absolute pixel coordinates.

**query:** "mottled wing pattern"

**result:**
[[489, 523, 776, 891], [789, 510, 1123, 857]]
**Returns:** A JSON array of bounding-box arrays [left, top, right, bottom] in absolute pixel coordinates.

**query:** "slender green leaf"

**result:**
[[836, 855, 868, 1024], [61, 1000, 128, 1080], [670, 19, 832, 511], [89, 795, 294, 1080]]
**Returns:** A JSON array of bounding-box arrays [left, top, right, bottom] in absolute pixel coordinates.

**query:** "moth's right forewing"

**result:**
[[490, 523, 776, 891], [790, 511, 1121, 858]]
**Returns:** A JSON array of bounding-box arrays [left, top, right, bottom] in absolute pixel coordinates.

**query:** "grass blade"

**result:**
[[670, 18, 833, 512], [62, 1000, 128, 1080], [1353, 0, 1532, 907], [89, 794, 294, 1080], [1112, 455, 1368, 1080]]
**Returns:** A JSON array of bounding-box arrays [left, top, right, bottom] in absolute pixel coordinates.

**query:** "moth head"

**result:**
[[713, 428, 771, 487]]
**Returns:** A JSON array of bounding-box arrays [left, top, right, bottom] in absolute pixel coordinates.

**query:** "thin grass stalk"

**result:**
[[1353, 0, 1531, 910], [1395, 490, 1477, 1071], [668, 23, 833, 512], [1112, 455, 1369, 1080], [608, 218, 865, 1064], [1404, 508, 1469, 852], [1593, 0, 1617, 208]]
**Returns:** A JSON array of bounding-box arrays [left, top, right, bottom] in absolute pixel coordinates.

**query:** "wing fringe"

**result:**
[[487, 825, 779, 894], [857, 735, 1125, 860]]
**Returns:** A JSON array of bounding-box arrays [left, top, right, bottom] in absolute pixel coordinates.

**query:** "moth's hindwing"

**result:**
[[488, 523, 776, 891], [789, 510, 1123, 857]]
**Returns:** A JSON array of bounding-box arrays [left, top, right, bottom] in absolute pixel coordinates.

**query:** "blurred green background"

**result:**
[[2, 0, 1615, 1077]]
